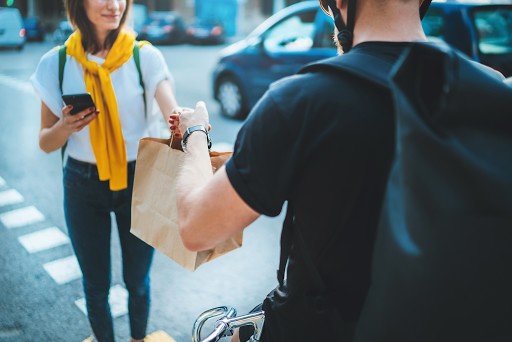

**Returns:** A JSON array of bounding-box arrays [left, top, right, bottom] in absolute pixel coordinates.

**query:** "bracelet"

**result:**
[[181, 125, 212, 152]]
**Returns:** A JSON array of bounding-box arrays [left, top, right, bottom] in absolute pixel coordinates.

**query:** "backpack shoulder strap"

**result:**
[[58, 45, 67, 162], [133, 41, 147, 118], [278, 202, 349, 340], [299, 51, 390, 89], [58, 45, 67, 94]]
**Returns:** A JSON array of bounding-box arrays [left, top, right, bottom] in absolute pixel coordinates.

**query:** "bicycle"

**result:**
[[192, 306, 265, 342]]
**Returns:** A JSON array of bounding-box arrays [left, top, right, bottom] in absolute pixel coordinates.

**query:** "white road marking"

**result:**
[[18, 227, 70, 253], [0, 176, 6, 187], [43, 255, 82, 285], [108, 284, 129, 318], [0, 74, 34, 95], [0, 206, 45, 229], [0, 189, 24, 207], [75, 284, 128, 318]]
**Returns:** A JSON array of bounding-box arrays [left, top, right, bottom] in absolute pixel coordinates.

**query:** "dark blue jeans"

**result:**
[[64, 157, 154, 342]]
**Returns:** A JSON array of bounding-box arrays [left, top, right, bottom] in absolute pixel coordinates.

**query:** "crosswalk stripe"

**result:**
[[0, 206, 45, 229], [18, 227, 70, 253], [0, 176, 6, 187], [43, 255, 82, 285], [108, 284, 129, 318], [75, 284, 128, 319], [0, 189, 24, 207]]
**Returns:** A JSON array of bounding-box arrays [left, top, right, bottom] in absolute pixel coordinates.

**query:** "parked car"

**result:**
[[138, 11, 186, 45], [212, 1, 335, 119], [52, 20, 74, 45], [423, 0, 512, 77], [23, 16, 45, 42], [186, 19, 225, 45], [0, 7, 26, 50]]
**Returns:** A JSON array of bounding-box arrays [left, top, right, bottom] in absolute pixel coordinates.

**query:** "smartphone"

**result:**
[[62, 93, 96, 116]]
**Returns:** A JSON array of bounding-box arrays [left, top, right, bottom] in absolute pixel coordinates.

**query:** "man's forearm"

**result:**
[[176, 133, 214, 250]]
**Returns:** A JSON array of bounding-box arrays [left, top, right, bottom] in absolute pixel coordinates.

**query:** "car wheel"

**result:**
[[217, 76, 247, 119]]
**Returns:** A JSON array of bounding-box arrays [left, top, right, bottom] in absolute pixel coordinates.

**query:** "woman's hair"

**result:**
[[64, 0, 132, 53]]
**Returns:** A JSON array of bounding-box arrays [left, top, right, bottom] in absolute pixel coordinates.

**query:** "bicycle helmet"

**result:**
[[319, 0, 433, 52]]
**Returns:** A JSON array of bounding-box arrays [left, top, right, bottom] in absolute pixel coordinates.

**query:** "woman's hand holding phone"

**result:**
[[61, 93, 99, 132], [61, 105, 99, 132]]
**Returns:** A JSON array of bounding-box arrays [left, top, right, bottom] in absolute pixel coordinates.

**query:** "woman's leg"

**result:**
[[114, 162, 154, 340], [64, 158, 114, 342]]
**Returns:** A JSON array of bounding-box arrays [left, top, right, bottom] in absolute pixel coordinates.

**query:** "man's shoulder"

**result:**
[[269, 66, 353, 98], [470, 60, 505, 81]]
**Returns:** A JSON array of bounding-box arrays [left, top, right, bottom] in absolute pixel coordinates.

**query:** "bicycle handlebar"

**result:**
[[192, 307, 265, 342], [192, 306, 237, 342]]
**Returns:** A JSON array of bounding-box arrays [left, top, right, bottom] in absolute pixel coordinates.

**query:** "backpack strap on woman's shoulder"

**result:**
[[57, 45, 68, 162], [58, 45, 67, 94], [133, 41, 147, 118]]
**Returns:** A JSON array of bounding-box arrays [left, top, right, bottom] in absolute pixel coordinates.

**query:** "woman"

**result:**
[[30, 0, 178, 341]]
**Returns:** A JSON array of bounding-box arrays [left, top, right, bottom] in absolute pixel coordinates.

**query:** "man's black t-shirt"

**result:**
[[225, 42, 410, 341]]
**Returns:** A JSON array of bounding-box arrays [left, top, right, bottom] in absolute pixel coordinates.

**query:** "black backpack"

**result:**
[[277, 42, 512, 341], [353, 43, 512, 341]]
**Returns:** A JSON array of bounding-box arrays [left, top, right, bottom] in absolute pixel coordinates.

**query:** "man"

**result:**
[[171, 0, 431, 340]]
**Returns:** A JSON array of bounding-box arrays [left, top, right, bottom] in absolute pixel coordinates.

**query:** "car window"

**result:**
[[263, 10, 316, 52], [422, 7, 446, 43], [473, 8, 512, 54]]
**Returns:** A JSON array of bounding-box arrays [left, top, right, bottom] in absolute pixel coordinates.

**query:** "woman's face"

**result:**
[[83, 0, 127, 35]]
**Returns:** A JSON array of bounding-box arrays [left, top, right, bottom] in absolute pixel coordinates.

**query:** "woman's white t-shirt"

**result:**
[[30, 44, 172, 163]]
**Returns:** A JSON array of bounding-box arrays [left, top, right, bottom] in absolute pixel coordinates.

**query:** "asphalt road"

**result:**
[[0, 41, 283, 342]]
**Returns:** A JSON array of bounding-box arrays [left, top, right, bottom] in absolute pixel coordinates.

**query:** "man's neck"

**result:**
[[352, 2, 427, 46]]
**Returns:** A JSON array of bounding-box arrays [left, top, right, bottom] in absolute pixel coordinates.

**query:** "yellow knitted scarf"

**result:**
[[66, 30, 135, 191]]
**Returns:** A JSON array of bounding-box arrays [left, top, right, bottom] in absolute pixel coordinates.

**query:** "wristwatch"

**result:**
[[181, 125, 212, 152]]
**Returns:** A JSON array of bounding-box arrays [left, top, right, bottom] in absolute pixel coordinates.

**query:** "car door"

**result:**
[[247, 7, 337, 103]]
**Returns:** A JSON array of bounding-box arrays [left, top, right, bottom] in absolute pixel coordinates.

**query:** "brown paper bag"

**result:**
[[130, 136, 241, 271]]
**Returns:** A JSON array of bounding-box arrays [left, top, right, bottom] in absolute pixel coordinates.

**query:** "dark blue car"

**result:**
[[23, 16, 45, 42], [138, 11, 187, 45], [186, 19, 225, 45], [212, 1, 335, 119]]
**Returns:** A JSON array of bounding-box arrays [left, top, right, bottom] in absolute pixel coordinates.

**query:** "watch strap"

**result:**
[[181, 125, 212, 152]]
